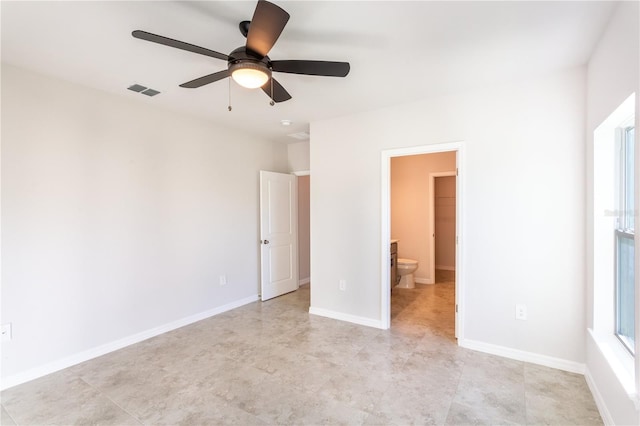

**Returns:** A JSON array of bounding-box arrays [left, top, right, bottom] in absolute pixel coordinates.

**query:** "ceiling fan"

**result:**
[[132, 0, 350, 104]]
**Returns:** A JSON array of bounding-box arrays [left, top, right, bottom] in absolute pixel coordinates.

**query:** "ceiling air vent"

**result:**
[[127, 84, 161, 97], [127, 84, 147, 92], [141, 89, 160, 97], [287, 132, 310, 141]]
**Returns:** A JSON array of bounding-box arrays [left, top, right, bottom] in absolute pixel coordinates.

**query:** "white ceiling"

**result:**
[[1, 1, 616, 143]]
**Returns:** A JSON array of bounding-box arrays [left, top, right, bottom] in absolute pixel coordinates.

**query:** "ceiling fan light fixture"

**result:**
[[133, 0, 350, 104], [230, 61, 271, 89]]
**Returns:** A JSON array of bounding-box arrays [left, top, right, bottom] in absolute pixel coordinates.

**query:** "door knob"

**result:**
[[262, 239, 270, 245]]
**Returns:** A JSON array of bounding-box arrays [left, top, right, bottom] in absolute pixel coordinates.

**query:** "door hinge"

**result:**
[[456, 236, 459, 244], [455, 304, 458, 313], [456, 167, 459, 176]]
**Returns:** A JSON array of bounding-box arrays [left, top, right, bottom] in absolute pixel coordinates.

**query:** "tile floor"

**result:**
[[1, 275, 602, 425]]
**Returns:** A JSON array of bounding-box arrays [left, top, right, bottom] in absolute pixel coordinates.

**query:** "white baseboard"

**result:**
[[414, 278, 434, 285], [584, 367, 615, 426], [459, 338, 585, 374], [435, 265, 456, 271], [1, 294, 259, 391], [309, 306, 384, 329], [299, 277, 310, 286]]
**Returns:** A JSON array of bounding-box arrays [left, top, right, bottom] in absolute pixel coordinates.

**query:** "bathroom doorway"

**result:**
[[381, 142, 464, 339]]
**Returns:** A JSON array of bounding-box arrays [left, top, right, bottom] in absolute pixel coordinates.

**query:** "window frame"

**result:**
[[615, 122, 636, 355]]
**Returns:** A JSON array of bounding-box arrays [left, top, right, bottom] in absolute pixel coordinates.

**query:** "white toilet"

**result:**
[[396, 258, 419, 288]]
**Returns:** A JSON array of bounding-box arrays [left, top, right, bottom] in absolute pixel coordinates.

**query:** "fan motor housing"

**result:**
[[228, 46, 271, 68]]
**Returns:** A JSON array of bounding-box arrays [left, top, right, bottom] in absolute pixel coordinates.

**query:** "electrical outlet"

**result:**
[[219, 275, 227, 286], [339, 279, 346, 291], [515, 304, 527, 320], [1, 323, 12, 342]]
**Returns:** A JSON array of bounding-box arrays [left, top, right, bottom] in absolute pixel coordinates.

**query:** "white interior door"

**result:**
[[260, 171, 298, 301]]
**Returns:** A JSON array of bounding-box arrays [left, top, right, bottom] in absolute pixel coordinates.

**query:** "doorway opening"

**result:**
[[258, 170, 310, 305], [381, 142, 464, 339], [296, 173, 311, 288], [432, 173, 457, 284]]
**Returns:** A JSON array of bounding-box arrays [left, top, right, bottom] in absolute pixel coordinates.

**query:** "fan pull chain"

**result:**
[[228, 78, 232, 112], [269, 77, 275, 106]]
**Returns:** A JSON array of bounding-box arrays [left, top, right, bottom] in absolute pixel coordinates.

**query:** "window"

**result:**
[[593, 93, 636, 396], [616, 124, 635, 354]]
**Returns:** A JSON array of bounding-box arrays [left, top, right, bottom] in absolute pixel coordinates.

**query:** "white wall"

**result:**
[[0, 64, 287, 386], [391, 152, 456, 282], [585, 1, 640, 424], [287, 141, 310, 173], [311, 66, 587, 366]]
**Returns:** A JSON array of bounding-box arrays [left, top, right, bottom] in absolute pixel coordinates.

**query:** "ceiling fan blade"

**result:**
[[261, 78, 292, 103], [132, 30, 228, 61], [271, 60, 350, 77], [180, 70, 230, 88], [246, 1, 290, 57]]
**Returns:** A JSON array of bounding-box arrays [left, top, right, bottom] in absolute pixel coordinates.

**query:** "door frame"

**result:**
[[380, 141, 465, 340], [429, 172, 457, 285]]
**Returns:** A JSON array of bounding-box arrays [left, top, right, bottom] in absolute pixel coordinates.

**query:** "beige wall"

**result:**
[[390, 152, 456, 283], [297, 175, 310, 283], [435, 176, 456, 270]]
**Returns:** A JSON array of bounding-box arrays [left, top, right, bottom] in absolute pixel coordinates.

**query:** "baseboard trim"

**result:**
[[309, 306, 385, 329], [414, 278, 434, 285], [0, 294, 259, 391], [299, 277, 310, 286], [435, 265, 456, 271], [584, 367, 615, 426], [459, 338, 585, 374]]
